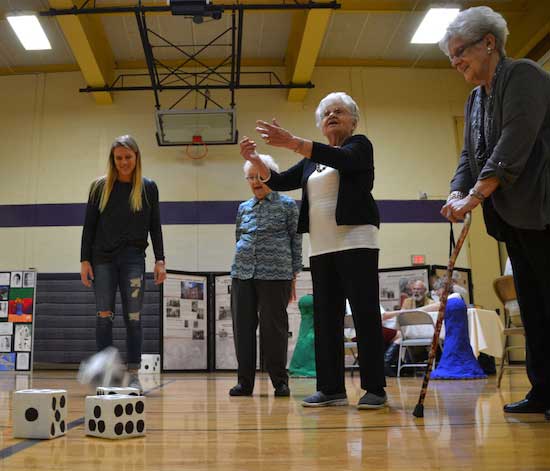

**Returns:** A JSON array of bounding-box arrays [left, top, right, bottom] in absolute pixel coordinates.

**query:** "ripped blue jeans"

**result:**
[[93, 246, 145, 369]]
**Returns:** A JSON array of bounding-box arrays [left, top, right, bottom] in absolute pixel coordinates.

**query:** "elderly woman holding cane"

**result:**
[[240, 92, 387, 409], [439, 6, 550, 418]]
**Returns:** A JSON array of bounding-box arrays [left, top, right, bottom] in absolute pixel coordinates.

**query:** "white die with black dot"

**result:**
[[13, 389, 68, 439], [139, 354, 160, 374], [85, 394, 146, 439], [96, 387, 141, 396]]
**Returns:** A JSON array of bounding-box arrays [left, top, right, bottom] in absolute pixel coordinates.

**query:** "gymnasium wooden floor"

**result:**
[[0, 370, 548, 470]]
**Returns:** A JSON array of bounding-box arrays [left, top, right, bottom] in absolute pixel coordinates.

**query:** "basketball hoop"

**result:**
[[185, 134, 208, 160]]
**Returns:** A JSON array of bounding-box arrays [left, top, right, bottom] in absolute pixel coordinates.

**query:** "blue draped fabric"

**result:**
[[432, 296, 487, 380]]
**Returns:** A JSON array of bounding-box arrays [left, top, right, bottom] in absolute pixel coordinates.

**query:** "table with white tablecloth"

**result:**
[[404, 308, 505, 358]]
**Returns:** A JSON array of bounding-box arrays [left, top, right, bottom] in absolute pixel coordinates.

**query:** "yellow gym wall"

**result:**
[[0, 65, 502, 310]]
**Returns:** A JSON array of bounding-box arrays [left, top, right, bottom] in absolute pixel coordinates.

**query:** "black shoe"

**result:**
[[274, 384, 290, 397], [384, 343, 400, 377], [301, 391, 348, 407], [503, 398, 546, 414], [229, 384, 253, 397]]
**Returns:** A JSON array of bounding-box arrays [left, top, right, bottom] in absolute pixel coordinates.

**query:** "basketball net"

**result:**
[[185, 135, 208, 160]]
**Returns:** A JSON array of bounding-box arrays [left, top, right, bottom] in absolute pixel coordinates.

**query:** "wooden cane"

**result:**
[[412, 212, 472, 418]]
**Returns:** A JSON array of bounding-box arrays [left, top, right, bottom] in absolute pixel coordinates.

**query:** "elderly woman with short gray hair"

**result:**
[[240, 92, 387, 410], [439, 6, 550, 418]]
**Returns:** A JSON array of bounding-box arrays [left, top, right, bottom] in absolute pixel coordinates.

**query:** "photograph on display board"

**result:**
[[10, 272, 22, 288], [214, 275, 240, 369], [181, 281, 204, 300], [0, 352, 16, 371], [0, 322, 13, 336], [0, 273, 10, 300], [162, 273, 208, 370], [430, 266, 473, 305], [14, 324, 32, 352], [23, 272, 35, 288], [16, 352, 30, 371], [8, 288, 33, 323], [0, 336, 11, 352], [378, 266, 431, 311], [0, 301, 8, 319]]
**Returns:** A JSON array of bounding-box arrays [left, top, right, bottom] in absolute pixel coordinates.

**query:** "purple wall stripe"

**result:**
[[0, 200, 447, 228]]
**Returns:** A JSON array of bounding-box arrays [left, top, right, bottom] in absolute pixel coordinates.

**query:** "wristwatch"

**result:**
[[468, 188, 485, 202]]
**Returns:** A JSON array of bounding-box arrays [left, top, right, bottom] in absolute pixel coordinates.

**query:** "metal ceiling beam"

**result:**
[[286, 8, 332, 102], [40, 2, 340, 16], [48, 0, 115, 104]]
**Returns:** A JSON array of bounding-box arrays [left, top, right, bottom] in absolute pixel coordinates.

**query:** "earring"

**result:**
[[487, 47, 492, 54]]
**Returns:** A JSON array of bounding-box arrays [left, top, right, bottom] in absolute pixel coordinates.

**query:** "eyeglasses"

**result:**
[[449, 37, 485, 63], [245, 175, 261, 182], [322, 107, 350, 119]]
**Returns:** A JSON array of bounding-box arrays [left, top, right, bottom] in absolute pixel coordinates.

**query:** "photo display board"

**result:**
[[0, 270, 36, 372], [213, 270, 312, 370], [378, 266, 431, 311], [161, 271, 208, 371]]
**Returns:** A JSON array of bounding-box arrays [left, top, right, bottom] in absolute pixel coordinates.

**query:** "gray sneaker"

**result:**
[[357, 392, 387, 409], [128, 374, 143, 393], [301, 391, 348, 407]]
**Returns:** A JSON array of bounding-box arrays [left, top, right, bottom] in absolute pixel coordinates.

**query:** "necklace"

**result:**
[[316, 164, 326, 173]]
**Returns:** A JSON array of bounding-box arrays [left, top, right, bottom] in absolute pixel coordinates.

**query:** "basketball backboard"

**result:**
[[155, 108, 237, 146]]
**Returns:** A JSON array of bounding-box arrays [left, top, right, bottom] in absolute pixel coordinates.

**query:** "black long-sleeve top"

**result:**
[[266, 134, 380, 234], [80, 177, 165, 263]]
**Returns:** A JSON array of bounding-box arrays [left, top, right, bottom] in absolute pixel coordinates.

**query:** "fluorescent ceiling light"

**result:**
[[7, 15, 52, 50], [411, 8, 460, 44]]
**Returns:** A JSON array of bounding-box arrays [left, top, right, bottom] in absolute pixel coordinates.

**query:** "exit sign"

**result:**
[[411, 255, 426, 265]]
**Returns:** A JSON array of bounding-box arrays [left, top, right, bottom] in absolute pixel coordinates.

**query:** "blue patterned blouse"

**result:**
[[231, 192, 302, 280]]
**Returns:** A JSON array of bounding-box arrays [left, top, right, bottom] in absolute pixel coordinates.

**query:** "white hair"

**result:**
[[315, 92, 360, 129], [243, 154, 279, 174], [439, 6, 509, 57]]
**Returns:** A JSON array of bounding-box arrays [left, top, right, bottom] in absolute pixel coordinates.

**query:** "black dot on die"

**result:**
[[145, 365, 149, 370], [136, 420, 145, 433], [114, 423, 124, 435], [52, 397, 56, 410], [129, 393, 138, 396], [114, 405, 123, 417], [25, 408, 39, 422], [98, 421, 105, 433], [60, 421, 65, 433], [125, 421, 134, 434], [60, 396, 66, 408], [125, 403, 133, 415], [94, 406, 101, 418], [88, 419, 96, 431], [55, 410, 61, 422], [50, 424, 55, 436], [135, 401, 144, 414], [109, 391, 116, 395]]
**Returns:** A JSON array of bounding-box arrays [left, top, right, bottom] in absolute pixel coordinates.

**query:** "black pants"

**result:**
[[310, 248, 386, 394], [231, 278, 292, 391], [504, 225, 550, 404]]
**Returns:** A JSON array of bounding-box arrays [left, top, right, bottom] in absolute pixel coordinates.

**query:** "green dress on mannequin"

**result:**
[[289, 294, 316, 377]]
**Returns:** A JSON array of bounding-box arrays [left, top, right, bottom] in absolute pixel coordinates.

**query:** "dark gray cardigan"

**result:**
[[450, 58, 550, 231], [266, 134, 380, 234]]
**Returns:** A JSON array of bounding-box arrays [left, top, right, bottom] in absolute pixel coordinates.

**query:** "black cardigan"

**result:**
[[266, 134, 380, 234]]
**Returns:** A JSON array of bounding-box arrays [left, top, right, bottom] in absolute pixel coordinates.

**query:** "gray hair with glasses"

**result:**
[[315, 92, 360, 129], [243, 153, 279, 174], [439, 6, 509, 58]]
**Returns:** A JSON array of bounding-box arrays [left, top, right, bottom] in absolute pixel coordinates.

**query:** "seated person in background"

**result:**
[[402, 280, 433, 309]]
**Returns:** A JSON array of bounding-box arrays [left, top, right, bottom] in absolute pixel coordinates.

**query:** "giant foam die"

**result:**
[[139, 354, 160, 374], [96, 387, 141, 396], [85, 394, 146, 439], [13, 389, 67, 439]]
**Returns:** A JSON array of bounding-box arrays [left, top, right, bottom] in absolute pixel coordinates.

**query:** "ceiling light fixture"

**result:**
[[411, 8, 460, 44], [7, 14, 52, 51]]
